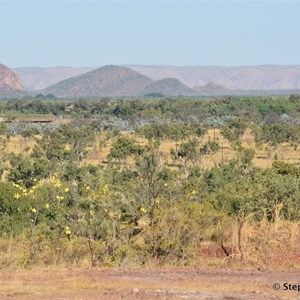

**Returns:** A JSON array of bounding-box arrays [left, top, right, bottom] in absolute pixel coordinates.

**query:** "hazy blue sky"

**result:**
[[1, 1, 300, 67]]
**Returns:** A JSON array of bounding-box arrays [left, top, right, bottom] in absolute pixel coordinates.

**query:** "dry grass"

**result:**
[[0, 220, 299, 271], [196, 220, 300, 271], [87, 128, 298, 168], [4, 128, 297, 169]]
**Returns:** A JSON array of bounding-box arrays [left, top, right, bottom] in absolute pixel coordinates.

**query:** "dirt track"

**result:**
[[1, 268, 300, 299]]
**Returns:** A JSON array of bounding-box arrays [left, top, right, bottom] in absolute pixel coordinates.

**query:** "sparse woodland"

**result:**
[[0, 96, 300, 269]]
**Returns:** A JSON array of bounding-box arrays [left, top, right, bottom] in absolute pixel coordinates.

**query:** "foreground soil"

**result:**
[[0, 268, 300, 300]]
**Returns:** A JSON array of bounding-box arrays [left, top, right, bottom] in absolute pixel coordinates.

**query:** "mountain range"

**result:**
[[129, 65, 300, 90], [13, 64, 300, 92], [1, 63, 300, 99]]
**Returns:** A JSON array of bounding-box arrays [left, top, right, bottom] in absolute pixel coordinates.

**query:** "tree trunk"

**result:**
[[237, 217, 244, 260]]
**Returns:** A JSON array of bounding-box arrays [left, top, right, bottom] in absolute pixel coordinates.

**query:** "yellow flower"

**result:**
[[33, 178, 37, 182], [89, 210, 94, 216], [29, 189, 34, 194], [32, 185, 38, 190], [31, 208, 37, 213], [65, 227, 71, 235], [51, 174, 58, 182], [140, 207, 147, 214], [102, 184, 109, 194], [56, 195, 64, 201], [164, 183, 168, 187], [191, 190, 198, 195], [86, 186, 91, 190], [55, 182, 62, 188], [64, 188, 69, 192], [13, 193, 21, 199], [44, 203, 49, 209]]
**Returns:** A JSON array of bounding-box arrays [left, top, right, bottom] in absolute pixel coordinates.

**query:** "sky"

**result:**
[[1, 1, 300, 67]]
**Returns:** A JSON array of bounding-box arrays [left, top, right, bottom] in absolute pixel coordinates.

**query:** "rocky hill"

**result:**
[[42, 65, 154, 98], [0, 63, 24, 99], [141, 78, 195, 96]]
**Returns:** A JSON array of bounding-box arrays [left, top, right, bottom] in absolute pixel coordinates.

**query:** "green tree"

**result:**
[[109, 135, 142, 164], [177, 139, 199, 175]]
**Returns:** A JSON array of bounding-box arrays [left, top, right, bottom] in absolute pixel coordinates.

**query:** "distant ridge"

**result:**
[[128, 65, 300, 90], [42, 65, 154, 98]]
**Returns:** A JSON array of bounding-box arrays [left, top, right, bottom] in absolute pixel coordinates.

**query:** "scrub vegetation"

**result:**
[[0, 95, 300, 269]]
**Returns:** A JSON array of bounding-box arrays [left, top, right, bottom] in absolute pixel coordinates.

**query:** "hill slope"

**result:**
[[0, 63, 24, 99], [141, 78, 196, 96], [43, 65, 154, 98], [13, 67, 95, 90]]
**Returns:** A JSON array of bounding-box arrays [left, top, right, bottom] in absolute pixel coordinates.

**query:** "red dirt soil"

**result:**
[[0, 268, 300, 300]]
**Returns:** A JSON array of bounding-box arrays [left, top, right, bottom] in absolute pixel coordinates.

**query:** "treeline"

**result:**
[[1, 95, 300, 122]]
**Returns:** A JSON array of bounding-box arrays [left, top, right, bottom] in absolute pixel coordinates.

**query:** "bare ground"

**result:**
[[0, 268, 300, 300]]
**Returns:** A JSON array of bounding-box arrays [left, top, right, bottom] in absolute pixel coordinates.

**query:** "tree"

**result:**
[[220, 117, 248, 149], [166, 124, 188, 159], [253, 124, 300, 160], [109, 135, 142, 164], [211, 176, 264, 259], [135, 149, 171, 226], [31, 130, 69, 174], [137, 124, 168, 148], [0, 122, 7, 136], [7, 153, 50, 187], [60, 124, 95, 162], [177, 139, 199, 175]]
